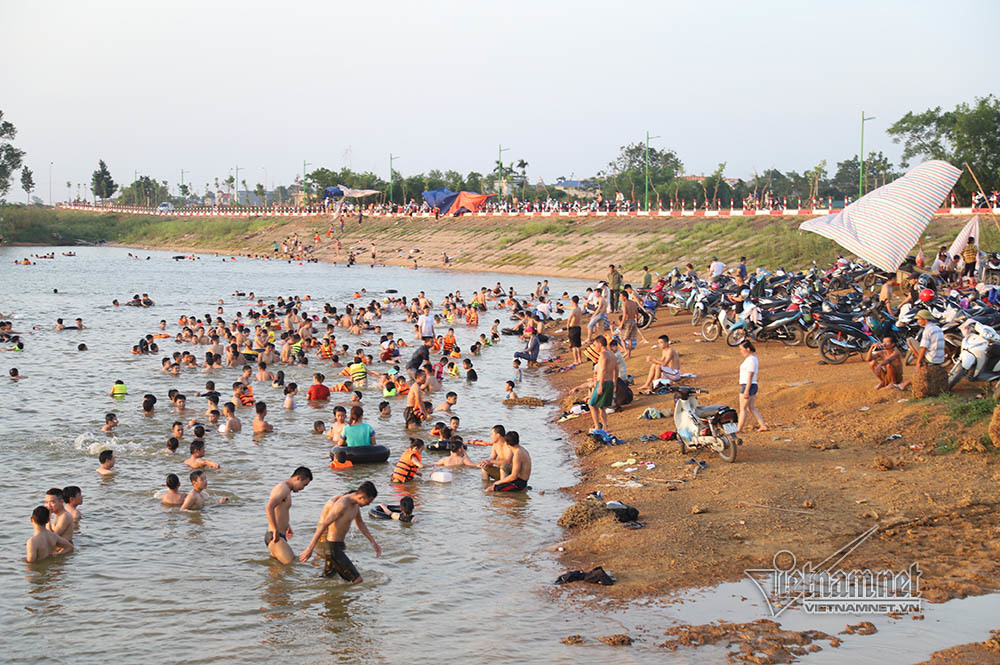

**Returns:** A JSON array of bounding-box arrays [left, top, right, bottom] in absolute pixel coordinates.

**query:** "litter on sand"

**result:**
[[859, 406, 871, 412]]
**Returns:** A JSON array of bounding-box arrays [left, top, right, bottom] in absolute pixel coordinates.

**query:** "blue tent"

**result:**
[[323, 186, 344, 199], [422, 187, 456, 211]]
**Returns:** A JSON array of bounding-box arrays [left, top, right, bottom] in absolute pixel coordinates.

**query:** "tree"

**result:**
[[254, 183, 265, 206], [887, 95, 1000, 201], [0, 110, 26, 202], [65, 180, 71, 202], [90, 160, 117, 201], [20, 166, 34, 203], [465, 171, 483, 194]]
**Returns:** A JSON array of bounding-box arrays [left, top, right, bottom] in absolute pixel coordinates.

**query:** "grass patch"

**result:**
[[934, 393, 997, 426]]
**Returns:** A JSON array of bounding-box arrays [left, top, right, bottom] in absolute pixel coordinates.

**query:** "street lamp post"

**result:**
[[644, 131, 660, 211], [389, 153, 399, 204], [498, 145, 509, 201], [180, 169, 187, 200], [302, 160, 311, 206], [234, 165, 240, 206], [859, 112, 876, 199]]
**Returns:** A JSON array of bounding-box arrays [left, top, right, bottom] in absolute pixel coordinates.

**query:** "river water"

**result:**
[[1, 246, 997, 665]]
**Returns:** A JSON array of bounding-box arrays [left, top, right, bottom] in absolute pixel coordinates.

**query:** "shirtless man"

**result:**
[[26, 506, 73, 562], [180, 470, 228, 510], [404, 370, 428, 429], [485, 431, 531, 493], [878, 275, 898, 316], [566, 296, 583, 365], [588, 337, 616, 432], [96, 449, 115, 476], [219, 402, 242, 433], [46, 488, 75, 542], [479, 424, 512, 481], [299, 481, 381, 583], [265, 466, 314, 565], [184, 440, 220, 469], [325, 405, 348, 444], [161, 473, 186, 506], [637, 334, 680, 393], [253, 401, 273, 434], [865, 336, 904, 390], [62, 486, 83, 523], [585, 286, 609, 343]]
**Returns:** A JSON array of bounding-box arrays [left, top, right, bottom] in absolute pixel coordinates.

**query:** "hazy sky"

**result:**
[[3, 0, 996, 198]]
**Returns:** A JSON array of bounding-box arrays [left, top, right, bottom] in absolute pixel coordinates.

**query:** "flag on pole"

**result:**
[[799, 160, 961, 272], [947, 215, 980, 260]]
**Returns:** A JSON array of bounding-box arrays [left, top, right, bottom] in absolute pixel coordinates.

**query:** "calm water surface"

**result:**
[[1, 246, 995, 665]]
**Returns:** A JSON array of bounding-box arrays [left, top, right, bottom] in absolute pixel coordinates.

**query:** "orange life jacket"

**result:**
[[391, 449, 421, 483], [330, 459, 354, 471], [319, 345, 333, 359], [443, 334, 455, 352]]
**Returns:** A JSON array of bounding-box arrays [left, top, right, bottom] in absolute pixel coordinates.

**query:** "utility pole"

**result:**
[[389, 153, 399, 204], [498, 144, 509, 201], [234, 165, 240, 205], [859, 112, 876, 199], [302, 160, 311, 206], [644, 131, 660, 211], [180, 169, 187, 199]]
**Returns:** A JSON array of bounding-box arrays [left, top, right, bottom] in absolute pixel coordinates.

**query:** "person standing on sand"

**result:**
[[607, 265, 622, 313], [585, 286, 609, 344], [265, 466, 313, 565], [588, 337, 616, 432], [566, 296, 583, 365], [737, 341, 767, 433]]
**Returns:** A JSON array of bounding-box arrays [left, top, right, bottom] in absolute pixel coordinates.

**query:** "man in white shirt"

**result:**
[[417, 308, 434, 340], [535, 297, 552, 320], [709, 257, 726, 278], [901, 309, 948, 396]]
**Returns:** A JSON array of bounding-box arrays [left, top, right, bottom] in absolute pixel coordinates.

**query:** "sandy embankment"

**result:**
[[541, 312, 1000, 606]]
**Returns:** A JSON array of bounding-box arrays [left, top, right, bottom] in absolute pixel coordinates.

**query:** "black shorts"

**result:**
[[568, 326, 582, 348], [963, 262, 976, 277], [323, 541, 361, 582], [494, 478, 528, 492], [403, 406, 421, 426], [264, 530, 287, 546]]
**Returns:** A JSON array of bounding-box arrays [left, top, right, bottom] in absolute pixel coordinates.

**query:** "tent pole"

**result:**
[[964, 162, 1000, 235]]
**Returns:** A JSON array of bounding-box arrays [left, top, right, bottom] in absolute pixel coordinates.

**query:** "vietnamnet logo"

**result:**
[[745, 526, 922, 617]]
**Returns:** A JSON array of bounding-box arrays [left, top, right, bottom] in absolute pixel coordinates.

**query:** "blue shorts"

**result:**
[[739, 383, 758, 397]]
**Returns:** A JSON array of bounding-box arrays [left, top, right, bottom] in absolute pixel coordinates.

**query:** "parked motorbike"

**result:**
[[666, 385, 740, 462], [948, 320, 1000, 395]]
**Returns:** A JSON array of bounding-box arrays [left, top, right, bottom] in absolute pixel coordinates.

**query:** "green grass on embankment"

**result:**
[[1, 206, 991, 274]]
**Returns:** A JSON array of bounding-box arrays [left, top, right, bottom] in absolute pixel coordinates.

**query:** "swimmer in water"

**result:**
[[505, 381, 518, 400], [264, 466, 314, 565], [45, 488, 74, 542], [62, 486, 83, 522], [253, 401, 273, 433], [283, 383, 298, 410], [9, 367, 25, 381], [161, 473, 186, 506], [312, 420, 325, 434], [299, 481, 381, 583], [101, 413, 118, 433], [372, 496, 415, 523], [219, 402, 242, 433], [25, 506, 73, 563], [96, 449, 115, 476], [378, 401, 391, 419], [180, 470, 228, 510], [166, 437, 179, 453], [433, 440, 478, 468], [434, 391, 458, 413], [325, 405, 347, 443], [184, 440, 220, 470]]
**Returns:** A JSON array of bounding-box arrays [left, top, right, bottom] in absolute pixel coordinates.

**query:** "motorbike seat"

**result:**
[[694, 405, 728, 419]]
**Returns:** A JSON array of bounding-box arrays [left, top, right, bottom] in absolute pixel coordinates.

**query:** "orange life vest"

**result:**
[[442, 334, 455, 352], [330, 459, 354, 471], [391, 449, 421, 483]]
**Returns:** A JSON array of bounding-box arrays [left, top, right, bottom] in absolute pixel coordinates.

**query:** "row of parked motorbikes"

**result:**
[[626, 259, 1000, 462]]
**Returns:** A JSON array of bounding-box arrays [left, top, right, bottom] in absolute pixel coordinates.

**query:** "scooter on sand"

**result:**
[[665, 385, 740, 462]]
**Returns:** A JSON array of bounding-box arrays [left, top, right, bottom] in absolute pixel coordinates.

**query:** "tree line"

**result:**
[[2, 96, 997, 208]]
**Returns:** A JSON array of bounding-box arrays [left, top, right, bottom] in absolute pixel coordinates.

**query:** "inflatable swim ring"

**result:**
[[329, 445, 390, 464]]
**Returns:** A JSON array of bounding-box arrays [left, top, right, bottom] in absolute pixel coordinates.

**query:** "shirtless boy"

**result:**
[[96, 449, 115, 476], [404, 370, 428, 429], [46, 488, 74, 542], [62, 486, 83, 522], [219, 402, 242, 433], [299, 481, 381, 583], [265, 466, 314, 564], [184, 440, 220, 469], [479, 424, 512, 481], [434, 441, 479, 468], [161, 473, 186, 506], [588, 337, 616, 431], [637, 334, 680, 393], [26, 506, 73, 562], [180, 470, 228, 510], [485, 431, 532, 493], [566, 296, 583, 365], [253, 401, 273, 434]]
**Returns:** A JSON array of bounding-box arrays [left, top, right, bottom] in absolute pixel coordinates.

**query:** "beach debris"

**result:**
[[611, 458, 638, 468], [684, 459, 707, 469], [598, 634, 633, 646], [959, 437, 991, 453], [909, 443, 925, 451], [786, 380, 812, 386], [503, 397, 546, 406], [562, 635, 585, 645], [801, 500, 816, 509], [558, 500, 608, 528], [886, 433, 902, 441], [862, 509, 880, 520], [835, 466, 847, 472], [691, 505, 707, 514], [840, 622, 877, 636], [576, 437, 602, 457], [873, 456, 902, 471], [738, 501, 814, 515], [811, 441, 839, 450], [554, 566, 614, 586], [660, 618, 844, 662], [858, 406, 870, 412]]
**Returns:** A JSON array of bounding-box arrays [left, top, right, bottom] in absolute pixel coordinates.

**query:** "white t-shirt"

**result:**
[[920, 322, 946, 365], [739, 355, 759, 385], [537, 301, 552, 317], [417, 314, 434, 338], [710, 260, 726, 277]]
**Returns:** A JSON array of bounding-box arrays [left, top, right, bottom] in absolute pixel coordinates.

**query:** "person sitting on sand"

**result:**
[[637, 334, 680, 393], [865, 336, 903, 390]]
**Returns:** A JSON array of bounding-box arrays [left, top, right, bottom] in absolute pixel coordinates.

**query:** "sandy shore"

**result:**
[[541, 312, 1000, 607]]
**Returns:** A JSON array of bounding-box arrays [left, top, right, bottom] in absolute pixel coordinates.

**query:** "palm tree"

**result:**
[[241, 179, 249, 206], [516, 159, 528, 200], [65, 181, 71, 203]]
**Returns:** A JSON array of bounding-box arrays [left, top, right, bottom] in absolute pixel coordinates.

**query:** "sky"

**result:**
[[2, 0, 997, 200]]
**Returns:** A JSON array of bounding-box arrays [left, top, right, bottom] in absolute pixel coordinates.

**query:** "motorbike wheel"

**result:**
[[717, 434, 738, 463], [780, 325, 802, 346], [819, 336, 850, 364], [805, 327, 822, 349], [726, 328, 746, 347], [691, 308, 703, 326], [947, 363, 968, 391], [827, 277, 844, 291], [637, 308, 653, 330], [701, 319, 721, 342]]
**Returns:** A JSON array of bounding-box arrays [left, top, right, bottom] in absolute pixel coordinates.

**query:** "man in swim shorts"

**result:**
[[265, 466, 313, 565], [566, 296, 583, 365], [485, 431, 531, 493], [588, 337, 616, 432], [299, 481, 381, 583]]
